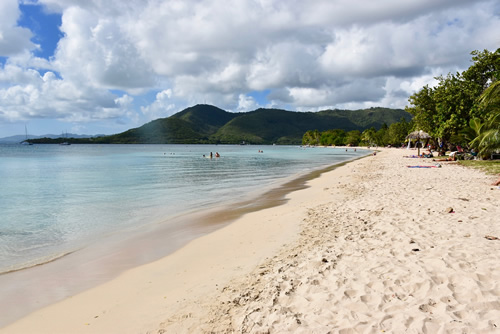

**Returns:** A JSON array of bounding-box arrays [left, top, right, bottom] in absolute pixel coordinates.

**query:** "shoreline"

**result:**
[[0, 150, 369, 330], [3, 148, 499, 333], [159, 147, 500, 333]]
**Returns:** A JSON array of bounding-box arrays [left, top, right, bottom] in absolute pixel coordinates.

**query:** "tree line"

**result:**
[[302, 117, 413, 147], [303, 48, 500, 158]]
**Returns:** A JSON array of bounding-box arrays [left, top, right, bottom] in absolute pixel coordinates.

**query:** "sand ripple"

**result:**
[[157, 149, 500, 333]]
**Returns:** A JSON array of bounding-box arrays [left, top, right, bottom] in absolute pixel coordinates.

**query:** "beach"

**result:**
[[2, 148, 499, 333]]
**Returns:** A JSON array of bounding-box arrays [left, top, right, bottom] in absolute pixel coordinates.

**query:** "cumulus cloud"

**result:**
[[140, 89, 176, 120], [0, 0, 37, 56], [237, 94, 261, 112], [0, 64, 133, 123], [1, 0, 499, 134], [53, 6, 155, 92]]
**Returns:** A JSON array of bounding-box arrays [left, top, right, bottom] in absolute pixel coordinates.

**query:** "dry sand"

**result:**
[[2, 148, 499, 333]]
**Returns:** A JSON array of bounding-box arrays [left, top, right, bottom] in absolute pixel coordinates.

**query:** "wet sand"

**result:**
[[3, 148, 499, 333]]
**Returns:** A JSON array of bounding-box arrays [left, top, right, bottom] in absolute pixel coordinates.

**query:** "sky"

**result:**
[[0, 0, 499, 137]]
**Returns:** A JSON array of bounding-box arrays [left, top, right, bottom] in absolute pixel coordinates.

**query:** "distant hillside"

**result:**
[[211, 108, 358, 144], [97, 105, 239, 144], [210, 107, 412, 144], [0, 133, 100, 144], [29, 104, 412, 145], [317, 107, 411, 129], [174, 104, 239, 136]]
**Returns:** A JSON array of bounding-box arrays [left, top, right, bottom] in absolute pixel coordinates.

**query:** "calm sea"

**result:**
[[0, 144, 367, 273]]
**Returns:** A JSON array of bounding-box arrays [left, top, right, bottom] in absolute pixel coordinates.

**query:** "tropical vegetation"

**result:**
[[302, 117, 413, 147], [303, 48, 499, 160], [406, 48, 499, 159]]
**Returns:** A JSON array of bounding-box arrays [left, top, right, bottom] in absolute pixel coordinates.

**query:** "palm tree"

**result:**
[[478, 80, 500, 112], [361, 128, 377, 147], [470, 81, 500, 158], [470, 113, 500, 158]]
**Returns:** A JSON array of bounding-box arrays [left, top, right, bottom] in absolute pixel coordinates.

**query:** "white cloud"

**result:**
[[0, 0, 37, 56], [296, 0, 478, 27], [288, 77, 386, 107], [115, 94, 133, 108], [247, 42, 325, 91], [52, 6, 155, 92], [237, 94, 260, 112], [1, 0, 499, 135], [0, 63, 41, 86], [0, 64, 134, 123], [140, 89, 176, 121]]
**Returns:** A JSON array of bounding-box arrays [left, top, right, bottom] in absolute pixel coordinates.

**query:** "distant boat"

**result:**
[[21, 125, 33, 145], [60, 130, 71, 145]]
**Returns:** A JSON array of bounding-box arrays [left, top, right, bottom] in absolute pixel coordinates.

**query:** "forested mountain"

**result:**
[[211, 108, 359, 144], [100, 105, 237, 144], [30, 104, 412, 145]]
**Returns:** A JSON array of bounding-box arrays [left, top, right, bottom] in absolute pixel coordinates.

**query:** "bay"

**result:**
[[0, 144, 367, 273]]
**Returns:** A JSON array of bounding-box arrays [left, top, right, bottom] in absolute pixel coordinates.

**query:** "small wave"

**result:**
[[0, 250, 76, 275], [0, 230, 34, 236]]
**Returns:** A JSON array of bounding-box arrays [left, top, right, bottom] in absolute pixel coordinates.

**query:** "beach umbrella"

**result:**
[[406, 130, 431, 155]]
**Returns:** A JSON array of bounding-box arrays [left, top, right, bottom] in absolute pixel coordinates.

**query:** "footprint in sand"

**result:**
[[343, 289, 357, 299], [360, 294, 373, 303]]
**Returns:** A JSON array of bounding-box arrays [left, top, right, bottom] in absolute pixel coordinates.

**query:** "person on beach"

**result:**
[[215, 152, 220, 158], [404, 151, 433, 158], [210, 152, 213, 159], [492, 175, 500, 186], [433, 156, 456, 162]]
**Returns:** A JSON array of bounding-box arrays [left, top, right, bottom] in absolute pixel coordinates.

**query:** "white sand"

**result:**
[[3, 148, 499, 333]]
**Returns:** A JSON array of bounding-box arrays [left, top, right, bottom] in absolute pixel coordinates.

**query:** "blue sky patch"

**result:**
[[248, 89, 271, 106], [18, 3, 63, 60]]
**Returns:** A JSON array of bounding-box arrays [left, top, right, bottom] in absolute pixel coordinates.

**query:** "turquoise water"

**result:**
[[0, 144, 367, 273]]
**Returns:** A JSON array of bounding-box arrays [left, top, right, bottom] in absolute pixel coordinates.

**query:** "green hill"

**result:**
[[317, 107, 412, 129], [210, 106, 411, 144], [95, 105, 235, 144], [172, 104, 239, 136], [105, 117, 205, 144], [212, 108, 360, 144], [37, 104, 412, 145]]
